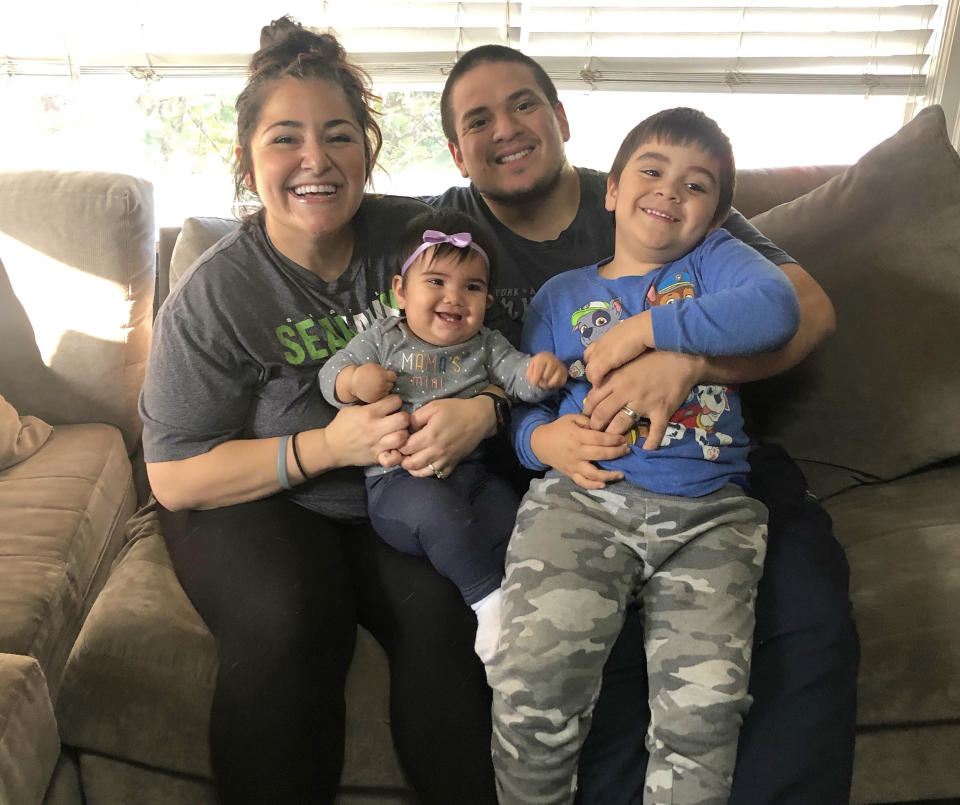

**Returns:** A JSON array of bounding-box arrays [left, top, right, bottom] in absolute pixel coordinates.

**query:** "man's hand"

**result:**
[[530, 414, 630, 489], [400, 396, 495, 478], [526, 351, 568, 389], [582, 350, 705, 451], [351, 363, 397, 403], [583, 311, 655, 387]]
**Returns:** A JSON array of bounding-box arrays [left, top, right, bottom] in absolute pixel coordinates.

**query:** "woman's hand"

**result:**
[[400, 395, 496, 478], [146, 396, 409, 512], [582, 350, 705, 450], [313, 394, 410, 471], [530, 414, 630, 489], [583, 311, 655, 388], [526, 351, 568, 389]]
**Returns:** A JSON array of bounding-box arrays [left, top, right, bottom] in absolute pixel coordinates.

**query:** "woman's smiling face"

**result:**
[[243, 77, 368, 260]]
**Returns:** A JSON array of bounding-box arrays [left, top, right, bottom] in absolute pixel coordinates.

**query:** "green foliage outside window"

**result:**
[[375, 90, 449, 173], [137, 95, 238, 172], [132, 88, 449, 179]]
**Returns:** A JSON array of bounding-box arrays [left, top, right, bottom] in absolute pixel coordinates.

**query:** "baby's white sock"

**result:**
[[470, 588, 502, 664]]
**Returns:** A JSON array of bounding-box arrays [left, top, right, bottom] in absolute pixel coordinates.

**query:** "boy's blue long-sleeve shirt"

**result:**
[[513, 229, 800, 497]]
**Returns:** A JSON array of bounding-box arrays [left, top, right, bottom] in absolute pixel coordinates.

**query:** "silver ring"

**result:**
[[620, 405, 641, 424], [428, 462, 445, 480]]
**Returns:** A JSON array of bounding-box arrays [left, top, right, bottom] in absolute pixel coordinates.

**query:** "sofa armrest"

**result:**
[[0, 171, 155, 454], [0, 653, 60, 805]]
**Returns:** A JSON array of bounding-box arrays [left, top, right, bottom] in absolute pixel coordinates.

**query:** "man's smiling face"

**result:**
[[446, 60, 571, 205]]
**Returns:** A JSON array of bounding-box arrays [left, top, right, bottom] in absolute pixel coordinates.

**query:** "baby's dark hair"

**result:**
[[395, 208, 500, 290], [233, 16, 383, 204], [609, 107, 735, 227]]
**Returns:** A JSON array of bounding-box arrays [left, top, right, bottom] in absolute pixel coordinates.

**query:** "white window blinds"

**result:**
[[1, 1, 944, 96]]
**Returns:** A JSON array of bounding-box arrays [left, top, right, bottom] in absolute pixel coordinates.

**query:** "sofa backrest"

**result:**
[[0, 171, 155, 454], [733, 165, 847, 219], [154, 165, 847, 311]]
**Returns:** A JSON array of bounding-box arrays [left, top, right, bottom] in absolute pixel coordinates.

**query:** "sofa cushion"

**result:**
[[0, 172, 155, 454], [825, 463, 960, 729], [745, 105, 960, 489], [851, 723, 960, 805], [168, 216, 239, 291], [0, 653, 60, 805], [0, 424, 135, 695], [59, 503, 409, 790], [0, 393, 51, 471], [57, 507, 218, 778]]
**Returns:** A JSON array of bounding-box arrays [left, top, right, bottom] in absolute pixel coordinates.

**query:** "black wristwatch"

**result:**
[[476, 391, 511, 435]]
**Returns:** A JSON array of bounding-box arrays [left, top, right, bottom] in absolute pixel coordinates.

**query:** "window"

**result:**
[[2, 1, 957, 226]]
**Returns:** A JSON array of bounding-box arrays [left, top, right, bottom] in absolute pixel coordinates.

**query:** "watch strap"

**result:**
[[476, 391, 509, 434]]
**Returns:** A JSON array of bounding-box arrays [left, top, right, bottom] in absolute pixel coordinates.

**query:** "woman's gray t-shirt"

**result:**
[[140, 194, 429, 521]]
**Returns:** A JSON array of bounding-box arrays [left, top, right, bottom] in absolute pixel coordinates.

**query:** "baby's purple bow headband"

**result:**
[[400, 229, 490, 275]]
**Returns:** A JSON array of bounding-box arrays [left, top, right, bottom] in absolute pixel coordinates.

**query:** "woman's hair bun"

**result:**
[[259, 16, 302, 49], [256, 15, 343, 64]]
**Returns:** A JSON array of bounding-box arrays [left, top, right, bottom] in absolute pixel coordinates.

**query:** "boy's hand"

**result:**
[[584, 311, 655, 387], [530, 414, 630, 490], [352, 363, 397, 403], [526, 351, 568, 389]]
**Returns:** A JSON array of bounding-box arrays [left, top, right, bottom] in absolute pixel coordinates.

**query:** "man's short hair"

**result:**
[[440, 45, 560, 145], [609, 107, 736, 226]]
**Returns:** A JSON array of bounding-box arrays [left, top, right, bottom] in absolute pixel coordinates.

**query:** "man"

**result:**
[[424, 45, 860, 804]]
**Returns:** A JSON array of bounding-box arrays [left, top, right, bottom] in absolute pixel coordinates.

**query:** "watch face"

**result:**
[[496, 396, 511, 426]]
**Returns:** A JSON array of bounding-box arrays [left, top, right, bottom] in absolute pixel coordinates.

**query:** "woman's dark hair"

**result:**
[[233, 16, 383, 205], [395, 207, 500, 291], [609, 107, 736, 227]]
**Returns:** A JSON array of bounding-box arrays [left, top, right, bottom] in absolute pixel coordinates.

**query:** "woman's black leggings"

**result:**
[[160, 496, 497, 805]]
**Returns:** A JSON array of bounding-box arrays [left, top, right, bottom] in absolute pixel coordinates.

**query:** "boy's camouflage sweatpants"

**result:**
[[486, 473, 768, 805]]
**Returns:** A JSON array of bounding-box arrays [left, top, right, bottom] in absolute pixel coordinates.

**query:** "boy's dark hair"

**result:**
[[440, 45, 560, 145], [609, 107, 736, 226], [396, 207, 500, 290]]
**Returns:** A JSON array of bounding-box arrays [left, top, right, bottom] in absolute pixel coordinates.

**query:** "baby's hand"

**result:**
[[526, 351, 568, 389], [352, 363, 397, 403], [377, 448, 405, 468]]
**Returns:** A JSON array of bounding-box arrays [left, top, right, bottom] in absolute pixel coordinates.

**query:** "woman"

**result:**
[[140, 17, 499, 804]]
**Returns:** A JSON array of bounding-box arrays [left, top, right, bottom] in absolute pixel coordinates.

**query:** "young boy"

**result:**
[[317, 207, 566, 662], [487, 108, 801, 805]]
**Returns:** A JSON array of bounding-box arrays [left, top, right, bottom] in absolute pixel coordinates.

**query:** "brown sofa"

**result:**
[[1, 104, 958, 805], [0, 170, 155, 805]]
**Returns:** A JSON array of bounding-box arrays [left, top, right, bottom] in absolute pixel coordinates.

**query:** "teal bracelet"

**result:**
[[277, 434, 293, 490]]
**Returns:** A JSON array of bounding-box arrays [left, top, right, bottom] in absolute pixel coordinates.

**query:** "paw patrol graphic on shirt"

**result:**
[[661, 385, 735, 460], [567, 276, 733, 460], [647, 270, 696, 306], [571, 298, 625, 347]]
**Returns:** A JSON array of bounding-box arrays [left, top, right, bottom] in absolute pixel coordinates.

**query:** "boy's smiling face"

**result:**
[[392, 251, 493, 347], [605, 138, 723, 269]]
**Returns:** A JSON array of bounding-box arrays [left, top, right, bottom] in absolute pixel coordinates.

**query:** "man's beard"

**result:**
[[476, 159, 566, 208]]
